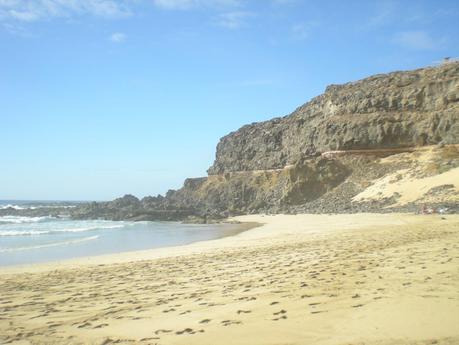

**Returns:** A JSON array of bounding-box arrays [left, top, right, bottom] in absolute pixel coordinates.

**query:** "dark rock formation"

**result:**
[[70, 194, 196, 221], [165, 157, 350, 216], [208, 62, 459, 174]]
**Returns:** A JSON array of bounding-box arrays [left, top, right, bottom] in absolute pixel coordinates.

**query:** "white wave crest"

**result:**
[[0, 230, 49, 236], [0, 204, 28, 210], [0, 223, 125, 236], [0, 203, 78, 210], [0, 235, 99, 253], [0, 216, 57, 224]]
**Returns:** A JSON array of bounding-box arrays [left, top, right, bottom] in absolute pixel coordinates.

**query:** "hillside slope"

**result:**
[[61, 144, 458, 222], [352, 145, 459, 207]]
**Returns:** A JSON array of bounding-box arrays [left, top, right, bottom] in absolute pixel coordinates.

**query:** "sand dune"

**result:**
[[1, 213, 459, 345], [353, 145, 459, 206]]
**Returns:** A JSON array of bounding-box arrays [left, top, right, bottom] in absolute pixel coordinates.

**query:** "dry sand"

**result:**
[[353, 145, 459, 206], [1, 213, 459, 345]]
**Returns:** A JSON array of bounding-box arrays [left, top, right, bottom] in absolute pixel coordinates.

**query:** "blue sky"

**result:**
[[1, 0, 458, 201]]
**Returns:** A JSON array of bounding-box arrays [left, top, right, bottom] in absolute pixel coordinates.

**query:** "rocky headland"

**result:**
[[3, 62, 458, 222]]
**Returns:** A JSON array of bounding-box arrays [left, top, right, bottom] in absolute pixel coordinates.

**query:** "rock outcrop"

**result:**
[[70, 194, 195, 221], [165, 157, 350, 217], [55, 62, 459, 220], [208, 62, 459, 174]]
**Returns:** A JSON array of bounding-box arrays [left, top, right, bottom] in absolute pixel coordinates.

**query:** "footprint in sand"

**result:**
[[77, 322, 92, 329], [272, 315, 288, 321], [154, 329, 173, 335], [162, 308, 176, 313], [176, 328, 203, 335], [221, 320, 242, 326], [93, 323, 109, 329]]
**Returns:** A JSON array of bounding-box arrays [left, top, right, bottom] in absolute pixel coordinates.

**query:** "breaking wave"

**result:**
[[0, 235, 99, 253], [0, 203, 77, 210], [0, 204, 30, 210], [0, 216, 58, 224], [0, 224, 125, 236]]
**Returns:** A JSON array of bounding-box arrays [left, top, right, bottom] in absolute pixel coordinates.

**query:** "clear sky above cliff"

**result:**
[[1, 0, 458, 201]]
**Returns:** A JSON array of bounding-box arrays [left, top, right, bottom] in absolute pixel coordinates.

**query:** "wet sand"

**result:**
[[1, 213, 458, 345]]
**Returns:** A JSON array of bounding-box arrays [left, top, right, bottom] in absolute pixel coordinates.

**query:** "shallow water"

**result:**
[[0, 202, 245, 266]]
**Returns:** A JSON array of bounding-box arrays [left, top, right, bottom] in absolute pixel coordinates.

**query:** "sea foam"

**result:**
[[0, 235, 99, 253], [0, 216, 56, 224], [0, 223, 125, 236], [0, 204, 29, 210]]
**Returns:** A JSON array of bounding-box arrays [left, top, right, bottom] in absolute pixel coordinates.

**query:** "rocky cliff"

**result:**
[[86, 63, 459, 220], [3, 63, 457, 222], [208, 62, 459, 174]]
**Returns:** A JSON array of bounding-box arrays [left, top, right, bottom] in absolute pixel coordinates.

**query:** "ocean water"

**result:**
[[0, 201, 245, 266]]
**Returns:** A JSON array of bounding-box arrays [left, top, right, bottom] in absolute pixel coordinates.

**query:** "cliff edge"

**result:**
[[208, 62, 459, 174]]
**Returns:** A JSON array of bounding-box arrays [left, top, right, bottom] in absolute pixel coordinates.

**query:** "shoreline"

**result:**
[[1, 213, 459, 345], [0, 213, 452, 275], [0, 212, 419, 275], [0, 221, 262, 275]]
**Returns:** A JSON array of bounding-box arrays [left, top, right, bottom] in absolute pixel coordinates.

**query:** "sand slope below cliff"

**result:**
[[353, 145, 459, 207]]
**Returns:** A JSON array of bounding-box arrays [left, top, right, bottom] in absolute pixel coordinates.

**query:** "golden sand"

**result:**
[[1, 213, 459, 345]]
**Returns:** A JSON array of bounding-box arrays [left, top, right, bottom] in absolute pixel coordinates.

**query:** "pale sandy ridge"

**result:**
[[353, 145, 459, 206], [1, 213, 459, 345]]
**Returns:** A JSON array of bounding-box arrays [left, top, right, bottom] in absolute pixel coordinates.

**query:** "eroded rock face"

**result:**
[[208, 62, 459, 174], [165, 157, 350, 217], [6, 64, 457, 222], [66, 64, 459, 221]]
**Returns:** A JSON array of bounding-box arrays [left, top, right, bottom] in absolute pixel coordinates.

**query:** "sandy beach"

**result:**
[[1, 213, 459, 345]]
